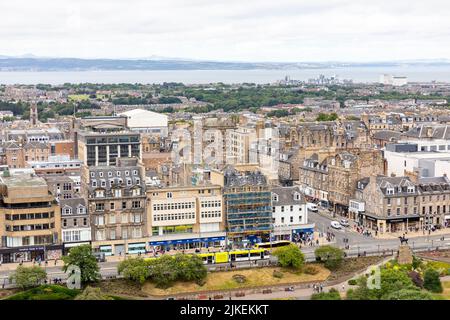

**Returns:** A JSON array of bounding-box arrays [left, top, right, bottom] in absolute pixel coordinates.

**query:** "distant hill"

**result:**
[[0, 57, 449, 71]]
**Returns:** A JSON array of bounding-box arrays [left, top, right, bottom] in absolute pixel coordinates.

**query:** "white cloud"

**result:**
[[0, 0, 449, 61]]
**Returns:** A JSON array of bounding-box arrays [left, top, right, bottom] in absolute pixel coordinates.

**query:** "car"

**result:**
[[340, 219, 350, 227], [307, 203, 318, 212], [330, 221, 342, 229]]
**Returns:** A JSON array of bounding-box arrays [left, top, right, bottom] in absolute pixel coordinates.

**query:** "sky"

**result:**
[[0, 0, 449, 62]]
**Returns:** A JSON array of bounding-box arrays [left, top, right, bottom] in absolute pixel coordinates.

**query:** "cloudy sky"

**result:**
[[0, 0, 449, 62]]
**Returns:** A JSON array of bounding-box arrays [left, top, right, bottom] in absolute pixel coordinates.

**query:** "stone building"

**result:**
[[81, 157, 147, 256], [352, 174, 450, 234]]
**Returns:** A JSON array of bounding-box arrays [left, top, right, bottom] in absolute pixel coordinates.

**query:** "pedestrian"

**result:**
[[320, 284, 323, 292], [342, 284, 345, 291]]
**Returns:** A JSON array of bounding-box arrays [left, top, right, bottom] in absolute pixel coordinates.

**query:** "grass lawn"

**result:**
[[142, 265, 330, 296], [432, 281, 450, 300], [68, 94, 89, 101], [94, 279, 148, 298], [4, 285, 80, 300]]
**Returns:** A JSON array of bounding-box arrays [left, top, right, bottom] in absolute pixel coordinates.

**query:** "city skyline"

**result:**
[[1, 0, 450, 63]]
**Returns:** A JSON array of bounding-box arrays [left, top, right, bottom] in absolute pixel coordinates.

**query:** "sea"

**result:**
[[0, 66, 450, 85]]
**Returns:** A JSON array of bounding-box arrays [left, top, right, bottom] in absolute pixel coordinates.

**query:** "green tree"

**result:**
[[147, 255, 178, 288], [272, 244, 305, 269], [377, 268, 416, 299], [314, 245, 344, 270], [423, 268, 443, 293], [9, 266, 47, 289], [117, 257, 150, 284], [74, 286, 113, 300], [173, 254, 207, 284], [311, 288, 341, 300], [62, 245, 100, 284], [316, 112, 338, 121]]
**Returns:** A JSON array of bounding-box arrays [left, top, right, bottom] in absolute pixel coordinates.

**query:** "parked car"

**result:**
[[340, 219, 350, 227], [307, 203, 318, 212], [330, 221, 342, 229]]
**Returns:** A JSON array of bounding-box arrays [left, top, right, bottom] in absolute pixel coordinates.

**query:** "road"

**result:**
[[1, 209, 450, 290]]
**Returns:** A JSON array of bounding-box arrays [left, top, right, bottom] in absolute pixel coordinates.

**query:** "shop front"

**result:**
[[149, 235, 226, 252], [0, 244, 63, 264]]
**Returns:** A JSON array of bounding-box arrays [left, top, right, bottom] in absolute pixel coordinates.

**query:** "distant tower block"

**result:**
[[30, 103, 38, 125]]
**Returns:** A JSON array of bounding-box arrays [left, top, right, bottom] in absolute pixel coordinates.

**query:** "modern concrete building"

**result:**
[[147, 183, 225, 250], [0, 171, 61, 263]]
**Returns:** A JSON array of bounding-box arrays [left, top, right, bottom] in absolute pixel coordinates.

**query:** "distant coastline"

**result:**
[[1, 57, 450, 72]]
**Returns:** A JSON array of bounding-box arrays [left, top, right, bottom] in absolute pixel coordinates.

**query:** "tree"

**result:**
[[316, 112, 338, 122], [9, 266, 47, 289], [272, 244, 305, 269], [173, 254, 207, 284], [311, 288, 341, 300], [407, 270, 424, 288], [62, 245, 100, 284], [314, 245, 344, 270], [74, 286, 113, 300], [147, 255, 178, 288], [423, 268, 443, 293], [383, 289, 434, 300], [377, 268, 417, 299], [117, 257, 149, 284]]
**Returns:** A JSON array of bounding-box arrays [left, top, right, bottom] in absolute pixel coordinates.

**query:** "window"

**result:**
[[63, 207, 72, 215], [290, 205, 293, 212], [92, 180, 97, 187], [167, 192, 173, 198], [110, 229, 116, 240], [90, 172, 95, 178], [290, 216, 293, 223], [122, 213, 128, 223], [114, 189, 122, 197], [99, 172, 104, 177], [132, 201, 141, 209], [281, 206, 284, 212], [126, 179, 132, 186], [77, 206, 85, 214], [63, 219, 67, 227], [95, 190, 105, 198], [95, 203, 105, 211], [125, 171, 130, 176], [110, 202, 115, 210], [110, 214, 116, 224], [281, 217, 284, 223], [73, 219, 77, 226], [133, 170, 138, 175], [122, 201, 127, 209], [387, 209, 391, 216], [108, 171, 112, 177]]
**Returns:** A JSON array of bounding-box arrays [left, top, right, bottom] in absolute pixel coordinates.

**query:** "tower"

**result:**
[[30, 103, 38, 126]]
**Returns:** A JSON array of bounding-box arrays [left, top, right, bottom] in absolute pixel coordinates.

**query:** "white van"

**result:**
[[307, 203, 318, 212], [331, 221, 342, 229]]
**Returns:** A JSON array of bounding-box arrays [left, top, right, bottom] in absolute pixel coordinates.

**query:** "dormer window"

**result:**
[[272, 194, 278, 202], [95, 190, 105, 198], [407, 186, 415, 193], [63, 207, 72, 215], [92, 180, 97, 187], [294, 192, 300, 201], [386, 188, 394, 195]]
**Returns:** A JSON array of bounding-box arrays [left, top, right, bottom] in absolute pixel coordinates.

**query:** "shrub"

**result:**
[[423, 268, 443, 293], [407, 271, 424, 288], [383, 289, 434, 300], [348, 279, 357, 286], [272, 244, 305, 269], [311, 288, 341, 300], [6, 285, 79, 300], [117, 257, 150, 284], [74, 286, 113, 300], [314, 246, 344, 270], [272, 270, 284, 279], [9, 266, 47, 289], [303, 265, 319, 275]]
